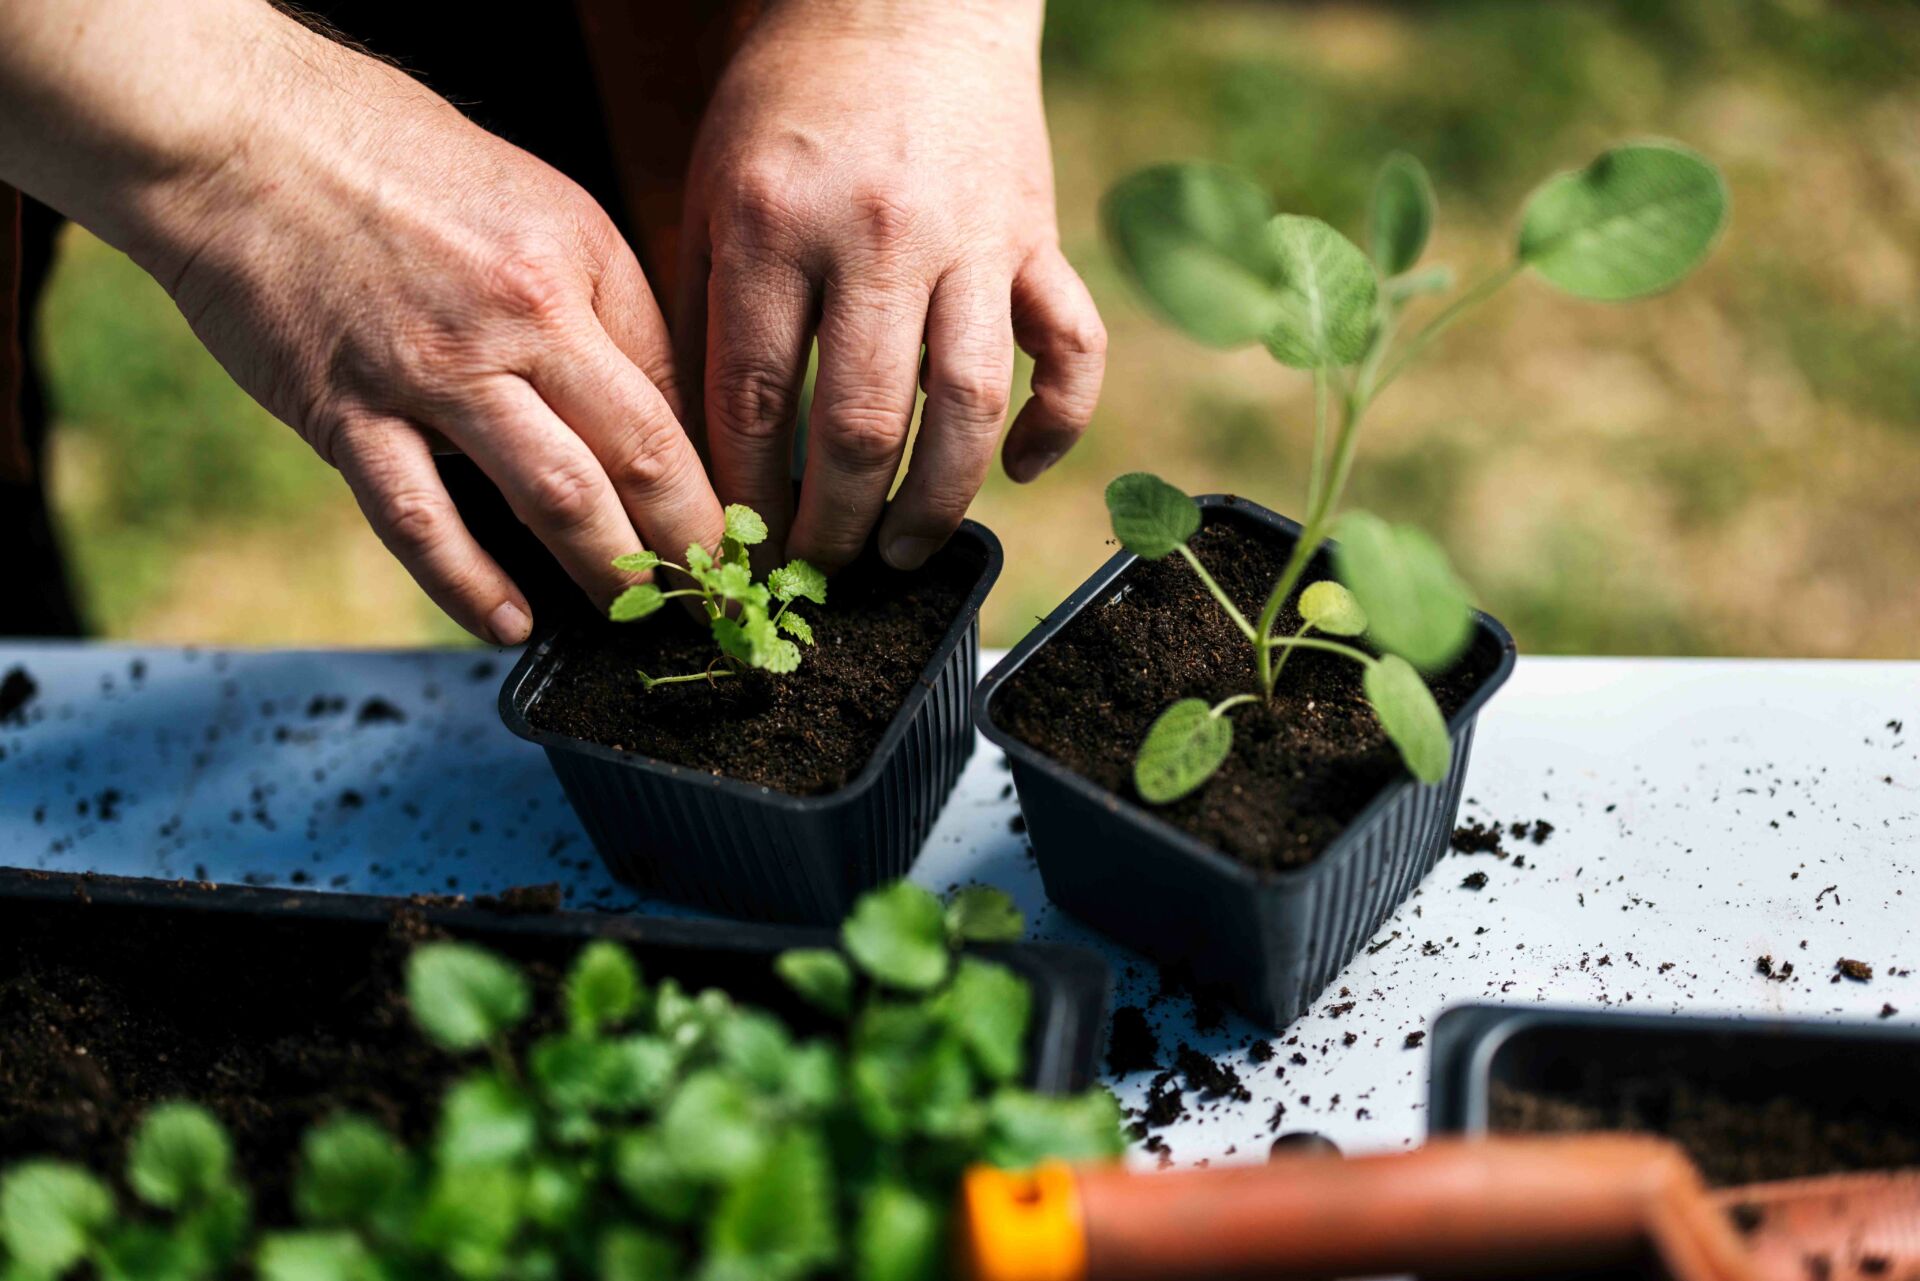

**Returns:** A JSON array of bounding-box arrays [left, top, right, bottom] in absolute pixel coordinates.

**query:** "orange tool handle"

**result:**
[[958, 1136, 1755, 1281]]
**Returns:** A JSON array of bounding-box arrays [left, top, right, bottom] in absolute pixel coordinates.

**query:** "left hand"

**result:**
[[676, 0, 1106, 572]]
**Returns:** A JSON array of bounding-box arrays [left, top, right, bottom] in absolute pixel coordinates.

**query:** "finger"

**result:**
[[528, 328, 725, 573], [332, 420, 533, 645], [447, 375, 654, 607], [701, 248, 815, 553], [671, 219, 713, 460], [590, 236, 685, 423], [788, 276, 928, 571], [878, 269, 1013, 569], [1003, 247, 1107, 482]]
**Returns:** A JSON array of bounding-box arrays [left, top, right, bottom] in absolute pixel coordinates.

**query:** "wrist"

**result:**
[[750, 0, 1042, 59]]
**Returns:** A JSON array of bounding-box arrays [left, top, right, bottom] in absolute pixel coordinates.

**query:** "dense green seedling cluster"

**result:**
[[0, 885, 1122, 1281], [607, 504, 827, 690], [1103, 142, 1727, 802]]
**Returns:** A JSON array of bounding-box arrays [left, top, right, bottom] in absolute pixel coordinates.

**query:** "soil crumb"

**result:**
[[0, 666, 38, 724], [1106, 1005, 1159, 1076]]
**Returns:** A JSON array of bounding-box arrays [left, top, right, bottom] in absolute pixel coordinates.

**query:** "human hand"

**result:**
[[1, 0, 721, 645], [677, 0, 1106, 572]]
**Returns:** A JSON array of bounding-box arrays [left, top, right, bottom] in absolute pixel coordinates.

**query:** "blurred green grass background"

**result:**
[[38, 0, 1920, 655]]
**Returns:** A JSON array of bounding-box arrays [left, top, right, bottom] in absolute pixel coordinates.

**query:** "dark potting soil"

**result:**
[[1489, 1077, 1920, 1187], [526, 541, 982, 796], [992, 509, 1497, 870]]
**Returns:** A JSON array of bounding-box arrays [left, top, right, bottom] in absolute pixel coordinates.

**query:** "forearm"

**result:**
[[751, 0, 1043, 56]]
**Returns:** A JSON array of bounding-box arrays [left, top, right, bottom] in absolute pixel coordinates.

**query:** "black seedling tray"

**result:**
[[0, 867, 1108, 1100], [500, 521, 1002, 925], [976, 496, 1516, 1031], [1428, 1004, 1920, 1141]]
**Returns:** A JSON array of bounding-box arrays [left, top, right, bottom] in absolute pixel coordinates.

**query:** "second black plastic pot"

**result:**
[[975, 496, 1516, 1031], [501, 522, 1002, 925]]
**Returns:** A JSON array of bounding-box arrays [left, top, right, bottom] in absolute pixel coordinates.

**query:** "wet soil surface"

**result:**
[[1490, 1075, 1920, 1186], [526, 541, 982, 795], [992, 507, 1499, 870]]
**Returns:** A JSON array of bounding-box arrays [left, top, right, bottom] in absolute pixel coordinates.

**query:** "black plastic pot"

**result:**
[[0, 867, 1109, 1095], [975, 496, 1516, 1031], [500, 522, 1002, 925], [1427, 1004, 1920, 1142]]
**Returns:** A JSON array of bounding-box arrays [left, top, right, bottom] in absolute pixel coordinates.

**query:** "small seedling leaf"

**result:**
[[707, 1127, 838, 1276], [762, 637, 803, 674], [1368, 152, 1435, 276], [1297, 580, 1368, 637], [1332, 511, 1472, 671], [777, 612, 814, 645], [565, 941, 642, 1034], [1102, 163, 1284, 347], [437, 1074, 536, 1166], [128, 1103, 232, 1210], [1262, 214, 1378, 369], [685, 543, 714, 573], [407, 944, 530, 1052], [612, 1130, 700, 1224], [256, 1232, 373, 1281], [1105, 472, 1200, 560], [599, 1226, 680, 1281], [768, 559, 828, 606], [715, 1009, 796, 1093], [852, 1182, 943, 1281], [612, 550, 662, 574], [1363, 654, 1452, 784], [724, 505, 768, 546], [0, 1163, 115, 1273], [609, 584, 665, 623], [841, 883, 952, 992], [661, 1072, 768, 1183], [774, 948, 854, 1018], [294, 1116, 408, 1228], [712, 616, 754, 665], [982, 1089, 1127, 1171], [943, 886, 1024, 944], [1133, 698, 1233, 804], [941, 958, 1031, 1083], [1518, 141, 1727, 300]]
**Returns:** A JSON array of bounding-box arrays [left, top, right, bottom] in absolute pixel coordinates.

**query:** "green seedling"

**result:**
[[607, 504, 827, 690], [1104, 142, 1727, 801], [0, 882, 1123, 1281]]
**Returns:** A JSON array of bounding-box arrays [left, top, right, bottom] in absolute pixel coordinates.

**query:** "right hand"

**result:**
[[124, 10, 722, 645]]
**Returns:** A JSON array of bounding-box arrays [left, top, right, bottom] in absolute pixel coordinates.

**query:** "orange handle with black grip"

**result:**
[[957, 1136, 1759, 1281]]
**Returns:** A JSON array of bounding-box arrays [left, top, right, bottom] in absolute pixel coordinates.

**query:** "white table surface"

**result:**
[[3, 643, 1916, 1168]]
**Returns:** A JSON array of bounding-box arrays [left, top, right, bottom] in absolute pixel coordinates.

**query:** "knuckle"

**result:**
[[932, 369, 1011, 426], [481, 245, 576, 326], [522, 456, 604, 531], [850, 188, 921, 252], [821, 403, 907, 470], [709, 361, 798, 441], [1056, 311, 1109, 360], [612, 418, 690, 494], [714, 165, 804, 248], [373, 487, 449, 557]]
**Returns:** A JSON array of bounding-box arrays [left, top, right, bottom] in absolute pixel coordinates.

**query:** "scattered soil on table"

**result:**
[[0, 665, 37, 724], [527, 541, 981, 795], [1490, 1077, 1920, 1186], [991, 508, 1499, 870], [1106, 1005, 1160, 1075]]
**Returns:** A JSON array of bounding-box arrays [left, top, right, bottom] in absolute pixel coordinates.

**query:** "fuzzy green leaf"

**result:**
[[1297, 580, 1368, 637], [850, 1008, 977, 1141], [777, 612, 814, 646], [565, 941, 642, 1035], [761, 638, 802, 675], [599, 1227, 680, 1281], [853, 1183, 943, 1281], [842, 883, 952, 992], [127, 1104, 231, 1210], [661, 1072, 767, 1182], [0, 1163, 114, 1275], [685, 543, 714, 574], [1133, 698, 1232, 804], [944, 886, 1024, 944], [982, 1089, 1127, 1170], [1262, 215, 1378, 369], [1363, 655, 1452, 785], [1105, 473, 1200, 560], [1518, 142, 1727, 300], [611, 1130, 700, 1224], [437, 1075, 536, 1167], [716, 1010, 795, 1093], [711, 616, 754, 666], [598, 1037, 680, 1112], [611, 551, 662, 574], [724, 505, 769, 546], [256, 1233, 373, 1281], [1102, 163, 1283, 348], [707, 1128, 838, 1279], [609, 585, 666, 623], [407, 945, 529, 1053], [293, 1116, 408, 1228], [1332, 511, 1473, 671], [412, 1166, 523, 1280], [712, 563, 755, 602], [774, 949, 855, 1018], [1369, 152, 1435, 276], [768, 560, 827, 606], [942, 958, 1031, 1083]]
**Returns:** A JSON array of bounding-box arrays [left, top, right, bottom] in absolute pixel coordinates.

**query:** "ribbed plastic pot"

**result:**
[[1427, 1004, 1920, 1139], [501, 521, 1002, 925], [975, 496, 1515, 1031], [0, 867, 1110, 1094]]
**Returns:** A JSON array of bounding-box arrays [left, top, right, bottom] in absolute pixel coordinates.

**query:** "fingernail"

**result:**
[[882, 535, 941, 571], [1012, 447, 1066, 484], [488, 601, 532, 646]]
